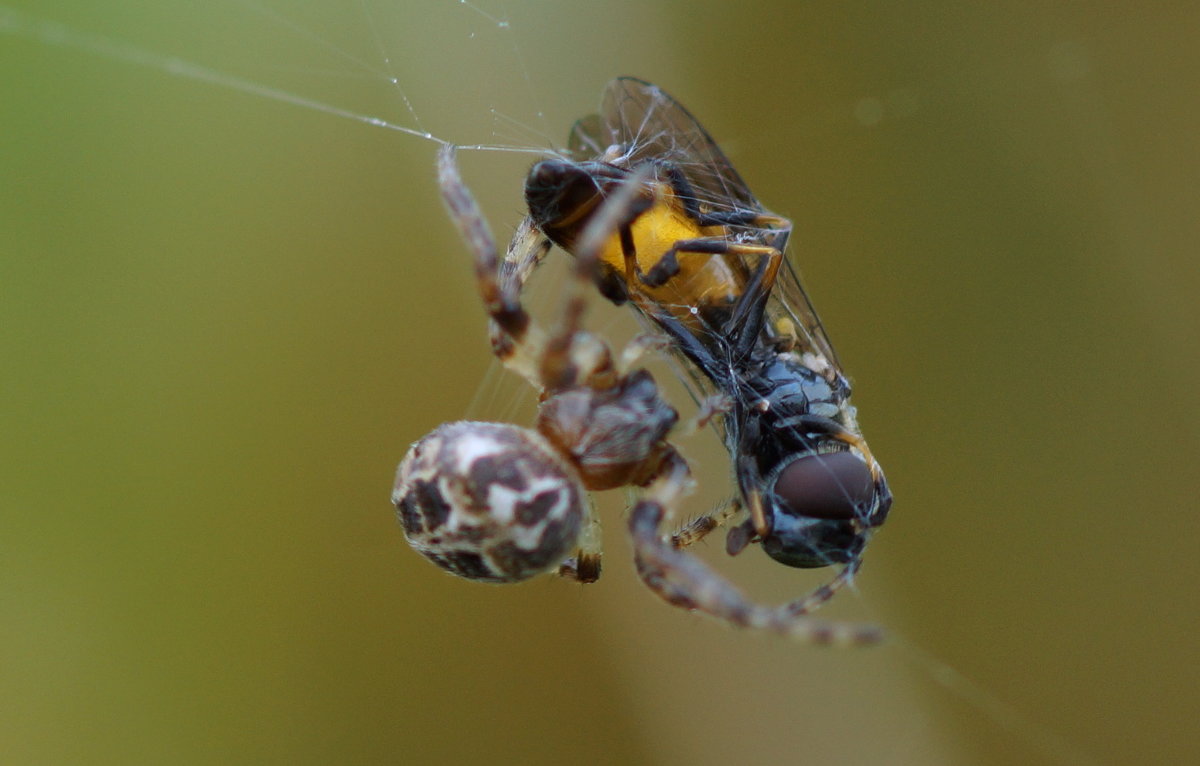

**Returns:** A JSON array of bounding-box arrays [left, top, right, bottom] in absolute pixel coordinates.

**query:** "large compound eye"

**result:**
[[761, 452, 875, 569], [393, 422, 584, 583], [774, 451, 874, 521]]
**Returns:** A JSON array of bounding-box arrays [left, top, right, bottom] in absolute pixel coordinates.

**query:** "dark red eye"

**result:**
[[760, 452, 878, 569], [773, 451, 874, 521]]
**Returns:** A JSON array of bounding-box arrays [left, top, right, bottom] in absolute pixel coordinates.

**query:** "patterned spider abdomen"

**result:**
[[393, 421, 584, 583]]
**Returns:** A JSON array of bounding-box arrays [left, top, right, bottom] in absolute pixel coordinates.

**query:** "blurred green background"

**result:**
[[4, 1, 1198, 764]]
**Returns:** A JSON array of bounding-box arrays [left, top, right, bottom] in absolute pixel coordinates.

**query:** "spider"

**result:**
[[392, 142, 882, 645]]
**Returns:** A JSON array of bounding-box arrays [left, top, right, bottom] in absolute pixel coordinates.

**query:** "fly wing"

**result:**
[[567, 112, 607, 160], [768, 256, 843, 373], [571, 77, 846, 376], [569, 76, 761, 217]]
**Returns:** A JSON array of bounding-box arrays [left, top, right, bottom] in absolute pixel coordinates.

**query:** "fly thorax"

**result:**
[[753, 353, 845, 423]]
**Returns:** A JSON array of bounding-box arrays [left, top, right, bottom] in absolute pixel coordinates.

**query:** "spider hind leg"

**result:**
[[628, 456, 884, 646]]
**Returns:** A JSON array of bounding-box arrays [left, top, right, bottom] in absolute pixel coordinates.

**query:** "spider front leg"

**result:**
[[628, 455, 884, 645], [439, 144, 629, 395], [536, 162, 663, 393], [437, 145, 557, 391]]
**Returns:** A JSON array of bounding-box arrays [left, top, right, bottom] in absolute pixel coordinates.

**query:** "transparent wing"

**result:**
[[568, 76, 760, 215], [768, 258, 843, 373], [569, 76, 844, 374]]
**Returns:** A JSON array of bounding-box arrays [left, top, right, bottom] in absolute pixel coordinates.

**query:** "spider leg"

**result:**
[[628, 454, 884, 645], [557, 497, 603, 583], [778, 557, 865, 618], [499, 217, 553, 297], [437, 145, 552, 390], [438, 145, 627, 395], [617, 332, 672, 372], [675, 393, 732, 437], [535, 163, 661, 392]]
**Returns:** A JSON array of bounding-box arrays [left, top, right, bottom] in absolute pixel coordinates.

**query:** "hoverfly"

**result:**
[[515, 77, 893, 628]]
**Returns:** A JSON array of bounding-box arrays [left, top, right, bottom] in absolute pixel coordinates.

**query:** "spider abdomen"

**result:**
[[393, 421, 584, 583]]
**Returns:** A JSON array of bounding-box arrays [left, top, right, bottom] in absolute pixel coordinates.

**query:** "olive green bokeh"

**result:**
[[4, 2, 1199, 764]]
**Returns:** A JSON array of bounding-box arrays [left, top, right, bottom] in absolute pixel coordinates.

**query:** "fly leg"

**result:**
[[660, 161, 791, 233], [631, 161, 791, 290], [637, 239, 780, 290], [669, 500, 741, 549]]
